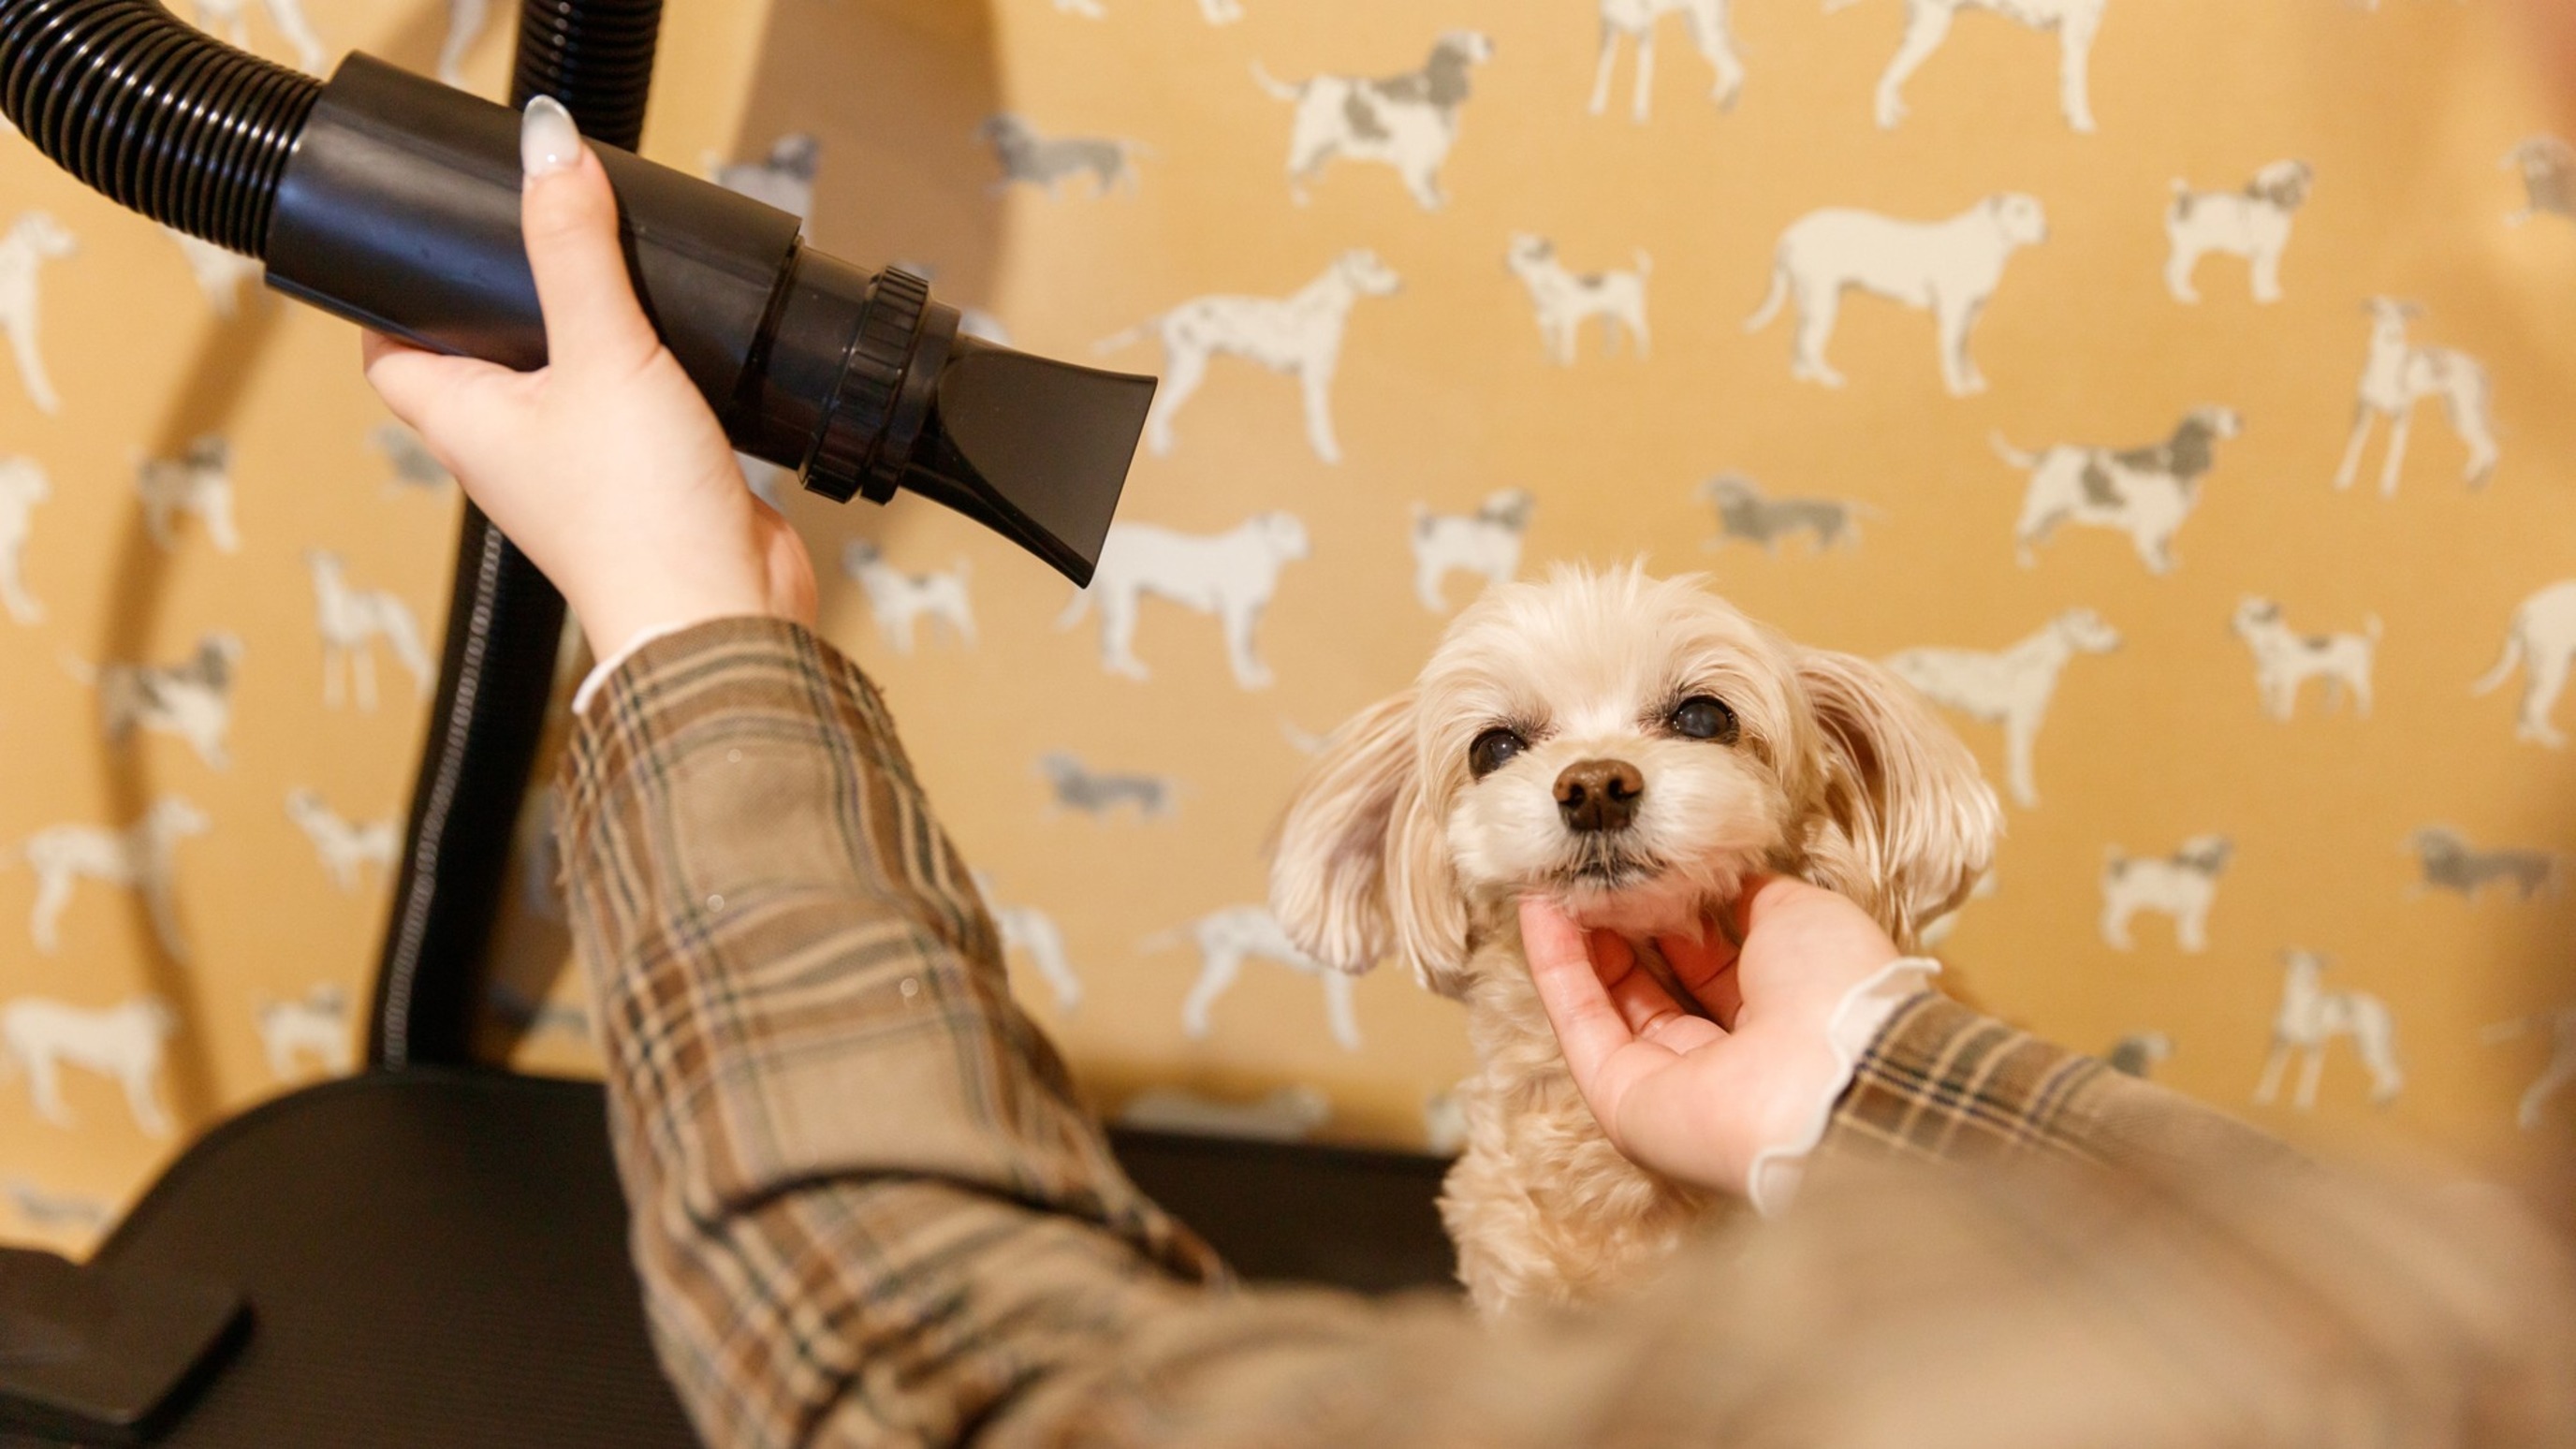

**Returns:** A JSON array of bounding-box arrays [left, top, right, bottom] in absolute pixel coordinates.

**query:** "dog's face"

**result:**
[[1439, 29, 1497, 66], [2193, 405, 2245, 441], [203, 633, 244, 667], [1260, 511, 1312, 561], [2251, 159, 2313, 210], [2054, 607, 2122, 652], [2364, 296, 2422, 330], [1271, 566, 1998, 996], [186, 436, 228, 470], [1479, 488, 1534, 530], [769, 133, 822, 177], [1984, 193, 2048, 245], [1336, 248, 1403, 296], [20, 212, 74, 260], [976, 114, 1032, 146], [1505, 234, 1554, 275], [1698, 475, 1755, 505], [2232, 597, 2282, 636], [153, 798, 211, 838]]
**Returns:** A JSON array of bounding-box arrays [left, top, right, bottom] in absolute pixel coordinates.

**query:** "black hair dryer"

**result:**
[[0, 7, 1151, 585]]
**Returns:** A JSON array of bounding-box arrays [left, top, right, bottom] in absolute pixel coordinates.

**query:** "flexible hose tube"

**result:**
[[0, 0, 319, 254], [510, 0, 661, 148]]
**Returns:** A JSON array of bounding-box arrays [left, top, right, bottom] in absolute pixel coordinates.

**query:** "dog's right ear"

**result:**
[[1268, 688, 1469, 996]]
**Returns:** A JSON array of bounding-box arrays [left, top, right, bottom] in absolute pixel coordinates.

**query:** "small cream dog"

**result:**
[[1271, 565, 1998, 1317]]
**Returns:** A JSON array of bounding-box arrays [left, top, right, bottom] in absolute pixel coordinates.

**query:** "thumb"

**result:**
[[519, 96, 662, 379]]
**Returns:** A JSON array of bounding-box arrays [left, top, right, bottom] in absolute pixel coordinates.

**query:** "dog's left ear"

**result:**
[[1793, 649, 2002, 949], [1267, 690, 1471, 997]]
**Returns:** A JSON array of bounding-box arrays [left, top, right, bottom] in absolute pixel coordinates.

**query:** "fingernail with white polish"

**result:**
[[521, 95, 580, 179]]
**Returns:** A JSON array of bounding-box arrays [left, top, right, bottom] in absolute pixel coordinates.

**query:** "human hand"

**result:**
[[361, 96, 816, 663], [1521, 877, 1910, 1198]]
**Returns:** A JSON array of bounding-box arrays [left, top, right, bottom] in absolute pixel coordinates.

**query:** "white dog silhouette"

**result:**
[[1251, 32, 1496, 211], [62, 633, 244, 769], [841, 541, 975, 654], [2165, 161, 2312, 304], [1410, 489, 1533, 611], [2473, 579, 2576, 748], [2334, 298, 2498, 496], [1149, 904, 1361, 1052], [1, 995, 180, 1137], [1883, 607, 2120, 808], [2232, 597, 2378, 722], [135, 435, 241, 554], [285, 789, 399, 892], [2255, 952, 2402, 1110], [1590, 0, 1745, 122], [305, 549, 432, 710], [0, 455, 48, 624], [254, 984, 354, 1081], [1825, 0, 2107, 133], [1097, 250, 1401, 464], [2100, 834, 2231, 952], [1059, 514, 1310, 689], [1746, 194, 2047, 395], [1507, 236, 1650, 364], [18, 798, 208, 961], [0, 212, 76, 415]]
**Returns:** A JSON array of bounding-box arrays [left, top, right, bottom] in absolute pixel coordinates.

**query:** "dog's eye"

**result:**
[[1669, 695, 1738, 743], [1468, 727, 1526, 779]]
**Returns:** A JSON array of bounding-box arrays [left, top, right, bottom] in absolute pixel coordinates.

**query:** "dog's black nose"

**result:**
[[1555, 759, 1644, 833]]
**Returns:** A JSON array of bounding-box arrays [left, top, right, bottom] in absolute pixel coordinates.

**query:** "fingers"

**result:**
[[1522, 896, 1650, 1094], [519, 97, 661, 380], [360, 329, 510, 435]]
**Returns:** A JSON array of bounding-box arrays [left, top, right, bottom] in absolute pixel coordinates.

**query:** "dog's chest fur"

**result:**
[[1441, 928, 1723, 1320]]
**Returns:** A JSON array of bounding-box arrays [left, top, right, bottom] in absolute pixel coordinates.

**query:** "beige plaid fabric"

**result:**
[[559, 618, 2576, 1449]]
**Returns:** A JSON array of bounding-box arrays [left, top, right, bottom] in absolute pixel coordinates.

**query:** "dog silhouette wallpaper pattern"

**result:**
[[2, 0, 2574, 1256]]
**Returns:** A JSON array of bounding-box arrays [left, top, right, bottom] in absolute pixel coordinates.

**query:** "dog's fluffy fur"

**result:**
[[1270, 565, 1998, 1317]]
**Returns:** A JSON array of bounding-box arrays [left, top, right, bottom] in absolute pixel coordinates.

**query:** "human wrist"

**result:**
[[1743, 957, 1939, 1213]]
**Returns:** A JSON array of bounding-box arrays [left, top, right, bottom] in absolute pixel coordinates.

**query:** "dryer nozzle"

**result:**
[[256, 54, 1147, 583]]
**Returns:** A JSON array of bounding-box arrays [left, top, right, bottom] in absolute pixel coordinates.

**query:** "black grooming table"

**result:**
[[24, 1070, 1452, 1447]]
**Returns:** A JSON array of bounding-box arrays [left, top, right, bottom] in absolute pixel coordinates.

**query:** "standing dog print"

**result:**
[[18, 798, 208, 961], [977, 116, 1149, 199], [2472, 579, 2576, 747], [1882, 607, 2120, 808], [1826, 0, 2107, 133], [1098, 250, 1401, 464], [1990, 406, 2240, 574], [1150, 904, 1363, 1053], [2503, 137, 2575, 227], [841, 541, 975, 654], [1252, 32, 1495, 211], [0, 454, 48, 624], [2232, 598, 2378, 722], [285, 789, 399, 891], [2100, 835, 2231, 951], [1507, 236, 1650, 364], [1746, 195, 2048, 396], [2333, 299, 2498, 495], [1059, 514, 1310, 688], [1590, 0, 1745, 122], [2254, 952, 2402, 1110], [304, 549, 432, 710], [135, 436, 241, 554], [1, 996, 181, 1136], [62, 633, 244, 769], [254, 984, 354, 1081], [1410, 490, 1533, 611], [0, 212, 76, 415], [1697, 475, 1873, 554], [1037, 752, 1182, 821], [2163, 162, 2312, 304], [2404, 827, 2561, 902]]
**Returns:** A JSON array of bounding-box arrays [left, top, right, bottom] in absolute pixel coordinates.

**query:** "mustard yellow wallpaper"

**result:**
[[7, 0, 2576, 1257]]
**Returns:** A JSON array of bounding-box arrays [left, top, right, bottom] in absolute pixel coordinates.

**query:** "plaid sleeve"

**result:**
[[1824, 992, 2299, 1178], [558, 617, 1239, 1445]]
